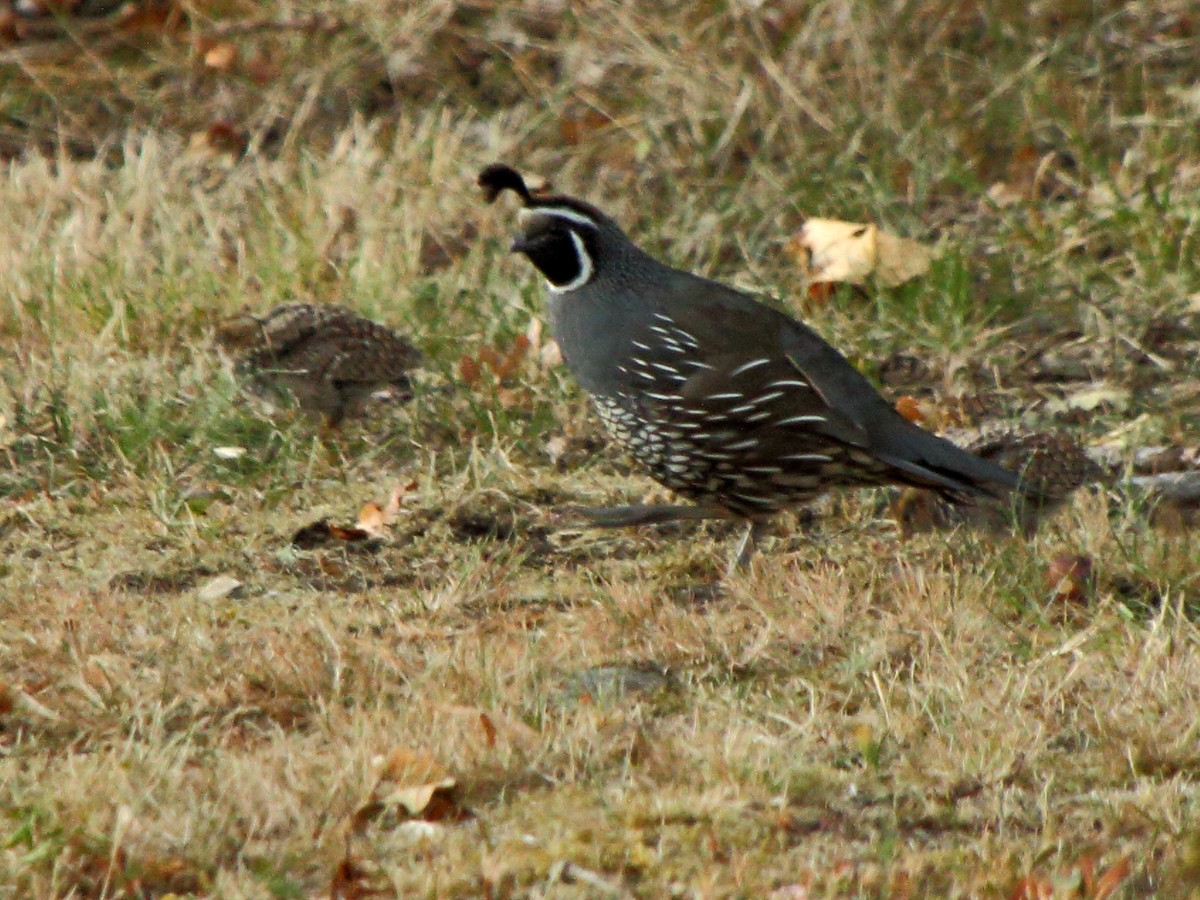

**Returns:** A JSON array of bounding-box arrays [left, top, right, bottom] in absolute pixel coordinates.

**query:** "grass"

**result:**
[[2, 0, 1200, 896]]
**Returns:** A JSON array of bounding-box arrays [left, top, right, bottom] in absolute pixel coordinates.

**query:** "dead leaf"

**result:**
[[203, 41, 238, 72], [1046, 554, 1094, 604], [291, 519, 373, 548], [356, 482, 411, 538], [350, 746, 469, 834], [544, 435, 569, 465], [1092, 857, 1130, 899], [494, 334, 530, 380], [894, 395, 927, 423], [197, 575, 243, 602], [792, 218, 935, 287]]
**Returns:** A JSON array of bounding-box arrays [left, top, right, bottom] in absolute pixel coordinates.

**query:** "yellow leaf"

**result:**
[[794, 218, 934, 287]]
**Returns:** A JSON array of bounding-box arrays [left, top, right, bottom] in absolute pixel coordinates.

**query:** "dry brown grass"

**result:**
[[2, 1, 1199, 896]]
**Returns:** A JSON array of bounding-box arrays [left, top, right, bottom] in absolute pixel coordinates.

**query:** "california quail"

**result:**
[[478, 164, 1027, 568], [215, 303, 421, 426], [893, 427, 1107, 535]]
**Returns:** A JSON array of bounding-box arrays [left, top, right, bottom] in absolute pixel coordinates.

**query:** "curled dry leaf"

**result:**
[[1047, 554, 1094, 604], [356, 481, 412, 538], [792, 218, 935, 287], [294, 482, 414, 547], [350, 746, 469, 834]]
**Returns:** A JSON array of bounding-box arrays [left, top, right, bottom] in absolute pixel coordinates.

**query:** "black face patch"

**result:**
[[514, 221, 594, 289]]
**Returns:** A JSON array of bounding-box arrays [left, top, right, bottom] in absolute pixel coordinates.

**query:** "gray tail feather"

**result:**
[[878, 422, 1024, 500]]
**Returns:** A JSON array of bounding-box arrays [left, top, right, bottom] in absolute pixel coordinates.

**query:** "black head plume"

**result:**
[[478, 164, 532, 205]]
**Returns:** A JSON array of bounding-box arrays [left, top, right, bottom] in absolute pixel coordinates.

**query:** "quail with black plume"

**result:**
[[479, 164, 1027, 569]]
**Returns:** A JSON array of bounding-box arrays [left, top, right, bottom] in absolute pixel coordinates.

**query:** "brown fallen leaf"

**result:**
[[203, 40, 238, 72], [894, 395, 928, 424], [356, 482, 412, 538], [1047, 554, 1095, 604], [1091, 856, 1130, 900], [291, 519, 373, 548], [791, 218, 936, 287], [350, 746, 470, 835]]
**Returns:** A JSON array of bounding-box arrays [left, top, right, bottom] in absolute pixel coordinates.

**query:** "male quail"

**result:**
[[478, 164, 1027, 568], [892, 427, 1106, 535], [215, 303, 421, 426]]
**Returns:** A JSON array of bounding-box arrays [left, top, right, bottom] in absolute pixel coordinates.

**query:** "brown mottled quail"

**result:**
[[216, 303, 421, 426]]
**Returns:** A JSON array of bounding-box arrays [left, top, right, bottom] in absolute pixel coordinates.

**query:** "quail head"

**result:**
[[215, 303, 421, 426], [478, 163, 1027, 569]]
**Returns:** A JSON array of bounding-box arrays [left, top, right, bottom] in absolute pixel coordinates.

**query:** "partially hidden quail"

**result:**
[[478, 164, 1032, 568], [215, 303, 421, 426], [893, 427, 1107, 535]]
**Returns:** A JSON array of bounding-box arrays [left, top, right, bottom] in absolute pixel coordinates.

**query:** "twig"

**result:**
[[1131, 472, 1200, 505], [548, 861, 631, 898], [204, 13, 345, 38]]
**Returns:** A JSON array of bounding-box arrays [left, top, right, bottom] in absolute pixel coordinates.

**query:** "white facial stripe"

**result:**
[[547, 230, 593, 294], [518, 205, 600, 231]]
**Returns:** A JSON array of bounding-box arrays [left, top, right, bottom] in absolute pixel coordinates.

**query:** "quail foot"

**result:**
[[479, 164, 1030, 572], [216, 303, 422, 427]]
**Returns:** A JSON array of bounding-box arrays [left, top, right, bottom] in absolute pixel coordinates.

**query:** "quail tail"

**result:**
[[874, 418, 1022, 500]]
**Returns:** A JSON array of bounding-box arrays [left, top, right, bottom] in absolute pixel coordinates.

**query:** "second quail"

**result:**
[[215, 303, 421, 426]]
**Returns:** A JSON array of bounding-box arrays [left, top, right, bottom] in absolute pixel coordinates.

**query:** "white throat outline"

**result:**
[[547, 230, 593, 294]]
